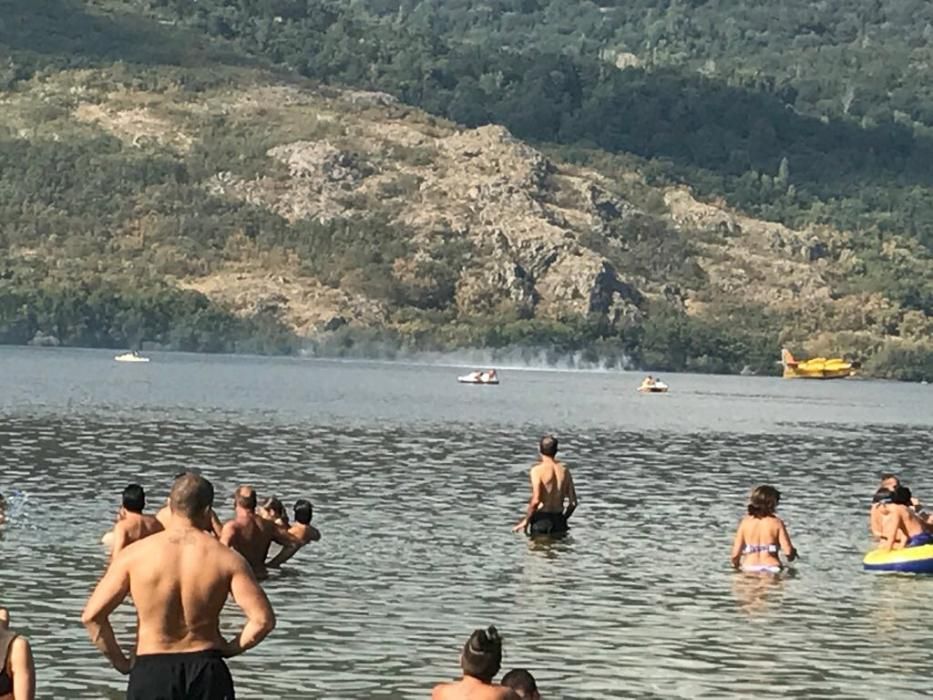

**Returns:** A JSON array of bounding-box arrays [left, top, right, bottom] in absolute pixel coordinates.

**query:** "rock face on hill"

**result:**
[[2, 69, 929, 370]]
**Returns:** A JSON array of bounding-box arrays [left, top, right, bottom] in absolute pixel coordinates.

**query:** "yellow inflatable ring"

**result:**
[[863, 544, 933, 573]]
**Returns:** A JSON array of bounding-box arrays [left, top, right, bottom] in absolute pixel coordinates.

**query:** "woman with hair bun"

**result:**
[[730, 485, 798, 574], [432, 626, 519, 699]]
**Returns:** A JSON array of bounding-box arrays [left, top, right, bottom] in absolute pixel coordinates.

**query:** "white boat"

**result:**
[[458, 371, 499, 385], [637, 381, 668, 393], [114, 351, 150, 363]]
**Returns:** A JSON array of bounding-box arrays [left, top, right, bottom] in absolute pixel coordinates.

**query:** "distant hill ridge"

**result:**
[[0, 0, 929, 379]]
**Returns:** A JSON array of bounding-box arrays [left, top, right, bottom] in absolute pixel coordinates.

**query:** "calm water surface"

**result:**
[[0, 347, 931, 699]]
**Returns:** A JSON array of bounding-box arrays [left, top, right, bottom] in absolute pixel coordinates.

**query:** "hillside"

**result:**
[[0, 0, 931, 378]]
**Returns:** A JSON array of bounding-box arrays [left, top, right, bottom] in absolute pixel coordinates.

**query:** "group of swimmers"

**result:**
[[102, 478, 320, 578], [869, 472, 933, 549], [0, 441, 928, 700]]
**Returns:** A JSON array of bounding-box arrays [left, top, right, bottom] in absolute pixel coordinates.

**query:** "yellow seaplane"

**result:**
[[780, 348, 859, 379]]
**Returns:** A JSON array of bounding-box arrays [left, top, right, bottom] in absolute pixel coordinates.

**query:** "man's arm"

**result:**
[[512, 471, 541, 532], [10, 636, 36, 700], [563, 470, 578, 520], [223, 556, 276, 658], [110, 524, 129, 560], [210, 509, 223, 538], [219, 521, 236, 547], [81, 557, 132, 674], [266, 524, 302, 568]]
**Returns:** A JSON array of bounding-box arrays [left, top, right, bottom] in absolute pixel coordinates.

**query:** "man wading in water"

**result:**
[[512, 436, 578, 536], [82, 473, 275, 700]]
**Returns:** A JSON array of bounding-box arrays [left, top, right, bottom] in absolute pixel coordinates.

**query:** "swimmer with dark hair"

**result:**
[[107, 484, 164, 559], [266, 500, 321, 569], [878, 486, 933, 551], [432, 626, 519, 700], [512, 436, 577, 536], [501, 669, 540, 699], [730, 485, 798, 574]]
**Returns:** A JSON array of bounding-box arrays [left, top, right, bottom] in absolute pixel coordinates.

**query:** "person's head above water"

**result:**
[[235, 485, 258, 511], [260, 496, 285, 521], [892, 485, 913, 507], [169, 473, 215, 525], [460, 626, 503, 683], [122, 484, 146, 514], [502, 669, 539, 699], [539, 435, 558, 459], [880, 472, 900, 490], [294, 499, 313, 525], [873, 488, 895, 505], [747, 485, 781, 518]]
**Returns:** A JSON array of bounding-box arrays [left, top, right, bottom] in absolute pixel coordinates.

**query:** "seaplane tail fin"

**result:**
[[781, 348, 796, 367]]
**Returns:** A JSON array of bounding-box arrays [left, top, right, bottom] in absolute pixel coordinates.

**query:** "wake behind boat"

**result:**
[[114, 351, 150, 363], [458, 369, 499, 385]]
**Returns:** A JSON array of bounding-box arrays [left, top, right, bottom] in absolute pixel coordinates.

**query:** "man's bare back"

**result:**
[[221, 513, 277, 573], [82, 474, 275, 698], [432, 679, 518, 700], [530, 460, 574, 513], [110, 513, 163, 559]]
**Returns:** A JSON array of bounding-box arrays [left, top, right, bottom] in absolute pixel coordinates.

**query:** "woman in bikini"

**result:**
[[731, 485, 798, 574]]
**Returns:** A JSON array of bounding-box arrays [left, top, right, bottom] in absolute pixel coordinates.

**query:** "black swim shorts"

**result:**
[[528, 511, 568, 536], [127, 649, 235, 700]]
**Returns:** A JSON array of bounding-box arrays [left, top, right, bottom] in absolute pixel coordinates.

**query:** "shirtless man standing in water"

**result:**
[[220, 486, 301, 579], [82, 473, 275, 699], [109, 485, 163, 559], [512, 436, 578, 536]]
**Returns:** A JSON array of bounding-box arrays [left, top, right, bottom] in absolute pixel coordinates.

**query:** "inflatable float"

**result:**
[[863, 544, 933, 574], [637, 382, 668, 394]]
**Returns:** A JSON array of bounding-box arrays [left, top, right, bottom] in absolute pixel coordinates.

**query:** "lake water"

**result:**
[[0, 346, 931, 699]]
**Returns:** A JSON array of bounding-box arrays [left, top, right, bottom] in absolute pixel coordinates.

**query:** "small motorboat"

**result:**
[[458, 370, 499, 385], [114, 351, 150, 363], [637, 381, 668, 393]]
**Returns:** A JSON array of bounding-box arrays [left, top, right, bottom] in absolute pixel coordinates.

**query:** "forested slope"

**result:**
[[0, 0, 929, 378]]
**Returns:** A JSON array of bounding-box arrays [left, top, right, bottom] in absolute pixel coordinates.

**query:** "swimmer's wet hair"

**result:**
[[236, 486, 258, 511], [893, 485, 913, 506], [748, 485, 780, 518], [873, 488, 894, 504], [122, 484, 146, 513], [461, 626, 502, 682], [170, 473, 215, 517], [502, 668, 537, 695], [294, 499, 313, 525], [262, 497, 285, 518], [539, 435, 558, 458]]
